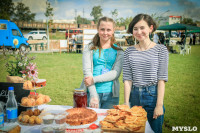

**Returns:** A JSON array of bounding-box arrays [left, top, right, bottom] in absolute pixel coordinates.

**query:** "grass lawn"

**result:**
[[0, 45, 200, 133]]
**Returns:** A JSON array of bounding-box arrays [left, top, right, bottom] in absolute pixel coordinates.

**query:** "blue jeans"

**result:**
[[129, 85, 165, 133], [87, 92, 119, 109]]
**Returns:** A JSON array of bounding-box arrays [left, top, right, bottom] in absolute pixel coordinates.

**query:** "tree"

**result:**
[[116, 17, 133, 27], [44, 0, 54, 31], [90, 6, 103, 24], [181, 17, 197, 26], [45, 0, 54, 23], [111, 9, 118, 21], [13, 2, 35, 22], [77, 15, 91, 24], [0, 0, 15, 20], [44, 0, 54, 50]]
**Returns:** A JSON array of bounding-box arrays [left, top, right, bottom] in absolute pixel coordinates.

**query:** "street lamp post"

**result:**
[[47, 18, 50, 50]]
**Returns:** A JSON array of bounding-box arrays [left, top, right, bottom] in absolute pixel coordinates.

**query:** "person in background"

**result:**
[[193, 33, 196, 45], [80, 17, 123, 109], [123, 14, 168, 133], [75, 33, 82, 53], [181, 32, 186, 45], [189, 33, 193, 45], [153, 33, 161, 44], [159, 33, 165, 45], [70, 33, 76, 52]]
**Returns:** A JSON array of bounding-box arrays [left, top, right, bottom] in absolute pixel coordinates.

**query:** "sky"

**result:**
[[12, 0, 200, 21]]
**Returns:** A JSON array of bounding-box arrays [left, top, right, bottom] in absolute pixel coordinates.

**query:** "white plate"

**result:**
[[23, 86, 42, 90]]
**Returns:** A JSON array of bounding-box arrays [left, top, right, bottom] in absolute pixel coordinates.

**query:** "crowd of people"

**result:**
[[153, 31, 198, 46], [80, 14, 168, 133]]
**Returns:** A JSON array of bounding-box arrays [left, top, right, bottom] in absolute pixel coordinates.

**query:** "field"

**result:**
[[0, 45, 200, 133]]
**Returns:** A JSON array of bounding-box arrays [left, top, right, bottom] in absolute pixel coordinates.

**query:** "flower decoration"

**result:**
[[20, 63, 38, 80], [3, 48, 37, 80]]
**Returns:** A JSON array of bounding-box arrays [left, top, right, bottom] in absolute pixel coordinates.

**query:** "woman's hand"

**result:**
[[89, 97, 99, 108], [84, 76, 94, 86], [123, 102, 130, 108], [153, 105, 163, 119]]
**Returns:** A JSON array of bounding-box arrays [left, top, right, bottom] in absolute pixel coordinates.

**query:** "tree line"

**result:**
[[0, 0, 199, 27]]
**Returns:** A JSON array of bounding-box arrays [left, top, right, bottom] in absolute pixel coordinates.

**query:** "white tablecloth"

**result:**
[[4, 105, 154, 133]]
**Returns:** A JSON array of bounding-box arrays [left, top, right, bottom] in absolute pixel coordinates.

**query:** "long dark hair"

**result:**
[[90, 17, 122, 54], [127, 14, 157, 34]]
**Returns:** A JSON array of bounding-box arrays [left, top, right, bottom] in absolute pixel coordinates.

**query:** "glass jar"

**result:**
[[73, 88, 87, 108]]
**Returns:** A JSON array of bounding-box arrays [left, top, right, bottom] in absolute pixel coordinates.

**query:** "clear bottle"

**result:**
[[0, 103, 4, 128], [6, 87, 18, 123]]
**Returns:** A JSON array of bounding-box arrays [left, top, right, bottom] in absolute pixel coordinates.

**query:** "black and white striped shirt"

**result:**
[[123, 44, 168, 86]]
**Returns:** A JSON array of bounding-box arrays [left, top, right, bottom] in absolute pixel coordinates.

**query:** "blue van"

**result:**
[[0, 19, 29, 51]]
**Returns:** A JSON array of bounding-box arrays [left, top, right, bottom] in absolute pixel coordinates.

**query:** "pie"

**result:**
[[66, 108, 97, 126]]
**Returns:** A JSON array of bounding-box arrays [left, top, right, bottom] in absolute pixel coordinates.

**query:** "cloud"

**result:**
[[138, 0, 170, 7], [13, 0, 46, 13], [102, 0, 137, 9], [177, 0, 200, 21]]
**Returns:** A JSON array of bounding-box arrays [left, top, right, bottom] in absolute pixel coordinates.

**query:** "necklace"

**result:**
[[138, 41, 151, 51]]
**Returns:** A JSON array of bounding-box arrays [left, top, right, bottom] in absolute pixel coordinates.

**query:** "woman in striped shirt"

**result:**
[[123, 14, 168, 133]]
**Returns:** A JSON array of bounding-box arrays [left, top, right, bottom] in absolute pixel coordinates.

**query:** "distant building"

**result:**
[[42, 19, 76, 24], [156, 15, 182, 26], [169, 16, 182, 25]]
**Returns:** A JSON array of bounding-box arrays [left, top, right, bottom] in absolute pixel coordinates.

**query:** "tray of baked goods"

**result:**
[[20, 93, 51, 107], [18, 109, 43, 126], [100, 105, 147, 133], [23, 79, 46, 90]]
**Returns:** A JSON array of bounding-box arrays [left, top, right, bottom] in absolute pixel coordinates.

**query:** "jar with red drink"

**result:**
[[73, 88, 87, 108]]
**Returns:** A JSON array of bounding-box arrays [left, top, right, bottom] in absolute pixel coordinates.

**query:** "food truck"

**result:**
[[0, 19, 29, 51]]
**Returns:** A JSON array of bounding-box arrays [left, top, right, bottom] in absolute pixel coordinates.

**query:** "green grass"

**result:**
[[0, 45, 200, 133], [50, 31, 66, 40]]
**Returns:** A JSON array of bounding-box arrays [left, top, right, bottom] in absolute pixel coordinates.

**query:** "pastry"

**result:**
[[26, 98, 35, 106], [100, 105, 147, 132], [28, 94, 37, 99], [23, 80, 33, 90], [18, 114, 23, 122], [18, 109, 42, 125], [35, 116, 42, 124], [44, 95, 51, 103], [21, 97, 29, 106], [66, 108, 97, 126], [29, 117, 35, 124], [33, 109, 41, 116], [36, 97, 44, 105], [21, 115, 30, 123]]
